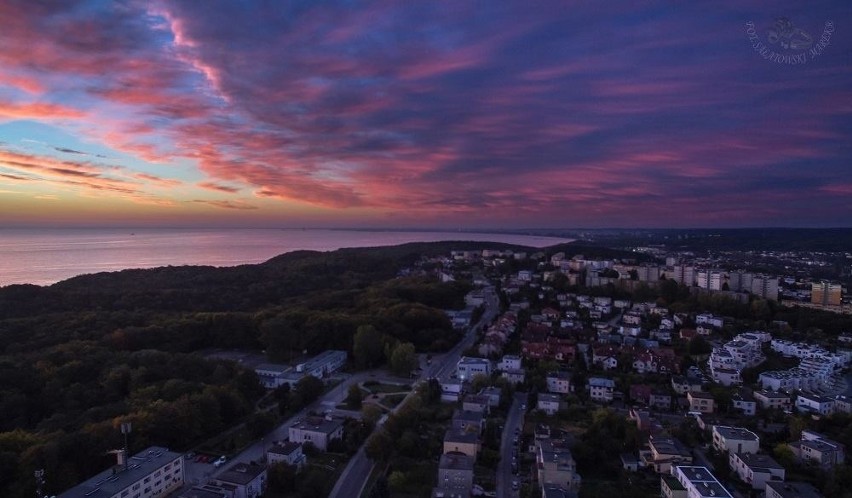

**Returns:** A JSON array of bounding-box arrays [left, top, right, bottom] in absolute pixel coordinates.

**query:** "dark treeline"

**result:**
[[0, 241, 502, 498]]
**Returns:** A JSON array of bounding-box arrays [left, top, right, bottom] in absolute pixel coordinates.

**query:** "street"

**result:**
[[496, 393, 527, 498]]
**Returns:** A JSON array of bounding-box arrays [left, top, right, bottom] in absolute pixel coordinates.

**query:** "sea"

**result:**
[[0, 228, 572, 287]]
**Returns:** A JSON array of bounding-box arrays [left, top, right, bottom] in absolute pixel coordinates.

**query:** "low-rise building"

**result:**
[[795, 392, 835, 416], [498, 354, 522, 371], [765, 481, 823, 498], [660, 474, 687, 498], [502, 368, 526, 385], [671, 466, 733, 498], [789, 432, 845, 468], [546, 371, 573, 394], [443, 430, 480, 460], [536, 438, 581, 493], [462, 394, 490, 414], [266, 441, 305, 468], [712, 426, 759, 455], [57, 446, 184, 498], [687, 391, 715, 414], [587, 377, 615, 403], [731, 389, 757, 416], [209, 462, 267, 498], [643, 436, 692, 474], [434, 451, 474, 497], [296, 350, 347, 378], [729, 452, 785, 490], [254, 363, 293, 389], [457, 356, 491, 381], [479, 387, 502, 407], [451, 410, 485, 435], [538, 393, 561, 415], [288, 417, 344, 451], [754, 390, 791, 411]]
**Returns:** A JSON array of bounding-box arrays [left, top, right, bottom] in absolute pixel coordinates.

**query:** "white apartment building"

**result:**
[[288, 417, 344, 451], [728, 452, 785, 491], [671, 466, 734, 498], [210, 462, 267, 498], [795, 392, 835, 416], [498, 354, 522, 371], [546, 371, 572, 394], [457, 356, 492, 381], [759, 368, 821, 392], [538, 393, 561, 415], [712, 426, 759, 455], [754, 390, 791, 411], [57, 447, 184, 498], [695, 314, 724, 328]]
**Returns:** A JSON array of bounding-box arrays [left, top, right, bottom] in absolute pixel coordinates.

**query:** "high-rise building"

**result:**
[[751, 275, 779, 301], [812, 282, 842, 306]]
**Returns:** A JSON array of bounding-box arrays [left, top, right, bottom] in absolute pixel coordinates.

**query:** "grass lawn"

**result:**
[[363, 382, 412, 394]]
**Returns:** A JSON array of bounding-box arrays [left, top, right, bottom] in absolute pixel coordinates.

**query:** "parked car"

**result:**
[[213, 456, 227, 467]]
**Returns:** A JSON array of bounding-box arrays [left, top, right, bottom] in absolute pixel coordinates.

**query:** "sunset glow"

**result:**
[[0, 1, 850, 228]]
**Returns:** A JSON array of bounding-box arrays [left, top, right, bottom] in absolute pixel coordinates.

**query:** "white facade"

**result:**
[[538, 393, 561, 415], [588, 377, 615, 402], [288, 417, 344, 451], [728, 453, 785, 490], [457, 356, 492, 381], [210, 462, 267, 498], [498, 355, 521, 371], [671, 466, 733, 498], [795, 393, 835, 415], [712, 426, 759, 455]]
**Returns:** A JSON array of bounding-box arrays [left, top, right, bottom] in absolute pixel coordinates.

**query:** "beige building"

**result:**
[[536, 438, 581, 493], [288, 417, 344, 451], [687, 391, 715, 414], [643, 435, 692, 474], [812, 282, 842, 306], [443, 429, 480, 460]]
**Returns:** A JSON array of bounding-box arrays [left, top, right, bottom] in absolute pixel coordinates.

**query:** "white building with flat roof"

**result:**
[[57, 446, 184, 498], [712, 426, 759, 455], [457, 356, 491, 381], [671, 466, 733, 498]]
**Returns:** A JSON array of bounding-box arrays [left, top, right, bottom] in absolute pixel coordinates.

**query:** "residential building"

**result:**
[[731, 389, 757, 416], [795, 392, 835, 416], [57, 447, 184, 498], [536, 438, 582, 493], [295, 350, 347, 378], [660, 475, 687, 498], [729, 452, 785, 490], [650, 391, 673, 410], [176, 485, 231, 498], [789, 432, 845, 468], [443, 430, 480, 460], [587, 377, 615, 403], [502, 368, 526, 385], [210, 462, 267, 498], [288, 417, 344, 451], [754, 390, 791, 411], [479, 387, 502, 407], [752, 275, 779, 300], [462, 394, 490, 414], [643, 436, 692, 474], [457, 356, 491, 381], [812, 282, 842, 306], [765, 481, 823, 498], [712, 426, 759, 455], [266, 441, 305, 469], [538, 393, 561, 415], [671, 466, 733, 498], [435, 451, 474, 497], [687, 391, 715, 414], [441, 381, 463, 403], [451, 410, 485, 435], [499, 355, 522, 372], [546, 371, 572, 394], [672, 376, 703, 395]]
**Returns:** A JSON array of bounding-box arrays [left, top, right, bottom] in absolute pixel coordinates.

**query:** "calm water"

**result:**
[[0, 228, 570, 286]]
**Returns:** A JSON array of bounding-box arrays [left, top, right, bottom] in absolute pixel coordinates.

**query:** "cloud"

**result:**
[[189, 199, 259, 210], [198, 181, 240, 193]]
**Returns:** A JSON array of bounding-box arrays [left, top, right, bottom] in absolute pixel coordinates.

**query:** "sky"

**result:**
[[0, 1, 850, 229]]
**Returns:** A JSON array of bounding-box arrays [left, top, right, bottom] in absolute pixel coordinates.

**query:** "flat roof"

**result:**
[[439, 451, 474, 471], [290, 417, 344, 435], [444, 429, 479, 444], [713, 426, 759, 441], [57, 446, 181, 498], [765, 481, 823, 498], [254, 363, 290, 374], [674, 466, 733, 498], [214, 462, 266, 486], [734, 452, 783, 470]]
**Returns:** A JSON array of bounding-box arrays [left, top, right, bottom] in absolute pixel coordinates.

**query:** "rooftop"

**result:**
[[290, 417, 344, 435], [57, 446, 181, 498], [765, 481, 823, 498], [674, 466, 733, 498], [214, 462, 266, 486], [439, 451, 474, 471], [734, 452, 784, 470], [713, 426, 759, 441]]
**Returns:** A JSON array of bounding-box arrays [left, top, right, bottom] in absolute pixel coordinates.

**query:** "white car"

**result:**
[[213, 456, 227, 467]]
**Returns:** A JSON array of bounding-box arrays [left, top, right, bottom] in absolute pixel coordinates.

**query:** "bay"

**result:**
[[0, 228, 570, 286]]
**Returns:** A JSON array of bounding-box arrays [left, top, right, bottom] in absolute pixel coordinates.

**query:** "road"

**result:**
[[329, 286, 500, 498], [496, 393, 527, 498]]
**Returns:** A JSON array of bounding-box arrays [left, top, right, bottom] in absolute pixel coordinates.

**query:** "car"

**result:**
[[512, 479, 519, 491], [185, 452, 195, 460], [213, 456, 227, 467]]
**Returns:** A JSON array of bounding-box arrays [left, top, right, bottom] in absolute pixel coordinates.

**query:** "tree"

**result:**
[[292, 376, 324, 407], [353, 325, 384, 369], [361, 404, 383, 428], [267, 462, 298, 493], [365, 430, 394, 461], [388, 342, 417, 377], [346, 384, 364, 410], [688, 336, 713, 356]]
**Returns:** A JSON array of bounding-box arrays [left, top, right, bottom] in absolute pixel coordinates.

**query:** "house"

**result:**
[[621, 453, 640, 472], [587, 377, 615, 403], [456, 357, 491, 381], [451, 410, 485, 435], [441, 381, 463, 403], [462, 394, 490, 414], [660, 475, 687, 498], [535, 438, 582, 493], [729, 452, 785, 490], [538, 393, 561, 415], [643, 435, 692, 473], [731, 388, 757, 416], [765, 481, 823, 498], [502, 368, 526, 385], [210, 462, 267, 498], [288, 417, 344, 451], [499, 354, 523, 372], [434, 451, 474, 497], [55, 446, 184, 498], [795, 392, 835, 416], [671, 375, 703, 395], [712, 426, 759, 455], [754, 390, 791, 411], [546, 372, 572, 394], [266, 441, 305, 468], [443, 430, 480, 460], [687, 391, 715, 414]]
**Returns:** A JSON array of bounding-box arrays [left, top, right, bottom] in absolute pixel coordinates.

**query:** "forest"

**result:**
[[0, 241, 510, 498]]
